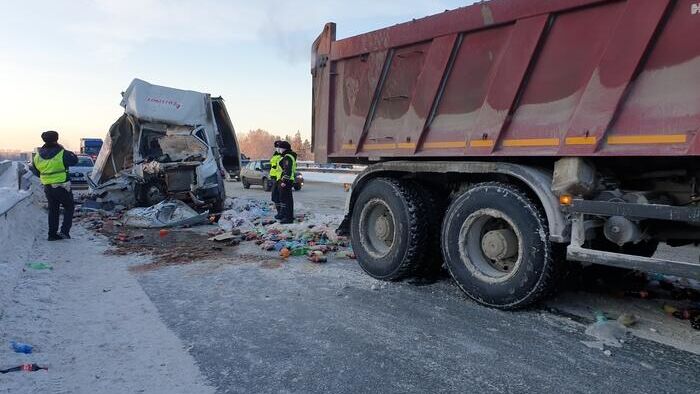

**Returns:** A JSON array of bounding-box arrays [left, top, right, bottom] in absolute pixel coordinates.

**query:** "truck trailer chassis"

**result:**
[[313, 0, 700, 308]]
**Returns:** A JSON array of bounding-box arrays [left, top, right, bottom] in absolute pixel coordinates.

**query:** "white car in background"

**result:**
[[69, 155, 94, 186]]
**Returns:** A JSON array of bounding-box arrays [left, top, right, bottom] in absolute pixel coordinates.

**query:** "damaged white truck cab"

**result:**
[[90, 79, 241, 211]]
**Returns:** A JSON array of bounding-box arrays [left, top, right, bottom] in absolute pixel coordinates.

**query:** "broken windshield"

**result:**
[[139, 124, 208, 163]]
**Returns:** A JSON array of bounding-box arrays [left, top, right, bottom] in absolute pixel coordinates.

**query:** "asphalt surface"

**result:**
[[231, 178, 348, 215], [131, 181, 700, 393]]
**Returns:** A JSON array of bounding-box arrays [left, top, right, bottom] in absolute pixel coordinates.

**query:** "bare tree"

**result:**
[[238, 129, 281, 159]]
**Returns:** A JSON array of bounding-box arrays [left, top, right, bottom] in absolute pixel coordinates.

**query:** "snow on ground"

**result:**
[[0, 161, 32, 215], [301, 171, 357, 184], [0, 186, 213, 393]]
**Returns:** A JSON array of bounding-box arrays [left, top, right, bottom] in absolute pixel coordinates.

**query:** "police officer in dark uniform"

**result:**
[[277, 141, 297, 224], [269, 141, 284, 219], [30, 131, 79, 241]]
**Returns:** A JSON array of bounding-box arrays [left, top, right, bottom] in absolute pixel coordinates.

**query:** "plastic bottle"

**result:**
[[291, 247, 310, 256], [584, 312, 627, 347], [26, 262, 52, 270], [10, 341, 33, 354]]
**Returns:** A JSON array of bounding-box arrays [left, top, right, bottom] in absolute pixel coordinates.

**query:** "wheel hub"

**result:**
[[359, 199, 396, 258], [375, 216, 391, 240], [481, 229, 518, 261], [458, 209, 522, 281]]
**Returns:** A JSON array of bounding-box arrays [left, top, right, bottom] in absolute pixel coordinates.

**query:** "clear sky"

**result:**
[[0, 0, 472, 152]]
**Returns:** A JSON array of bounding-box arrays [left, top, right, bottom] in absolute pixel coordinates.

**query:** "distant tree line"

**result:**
[[238, 129, 313, 161]]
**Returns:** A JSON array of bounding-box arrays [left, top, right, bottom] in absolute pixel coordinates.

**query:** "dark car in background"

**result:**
[[69, 155, 94, 186], [240, 160, 303, 191]]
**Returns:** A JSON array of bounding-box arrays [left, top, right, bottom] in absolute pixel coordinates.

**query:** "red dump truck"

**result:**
[[311, 0, 700, 308]]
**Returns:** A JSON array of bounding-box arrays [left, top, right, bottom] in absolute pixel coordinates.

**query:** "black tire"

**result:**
[[242, 178, 250, 189], [263, 178, 271, 192], [441, 182, 554, 309], [408, 181, 446, 277], [351, 177, 429, 280]]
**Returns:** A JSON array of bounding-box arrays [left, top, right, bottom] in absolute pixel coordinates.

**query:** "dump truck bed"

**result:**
[[311, 0, 700, 162]]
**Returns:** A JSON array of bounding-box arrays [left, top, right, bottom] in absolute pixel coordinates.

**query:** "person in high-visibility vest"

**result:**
[[30, 131, 79, 241], [269, 141, 284, 219], [277, 140, 297, 224]]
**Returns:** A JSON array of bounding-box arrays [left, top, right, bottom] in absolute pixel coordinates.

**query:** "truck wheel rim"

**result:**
[[457, 209, 522, 283], [359, 199, 396, 258]]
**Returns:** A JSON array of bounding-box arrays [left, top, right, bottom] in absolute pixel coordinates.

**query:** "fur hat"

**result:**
[[277, 140, 291, 150], [41, 130, 59, 143]]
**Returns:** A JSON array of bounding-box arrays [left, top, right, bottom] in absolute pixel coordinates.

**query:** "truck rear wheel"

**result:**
[[351, 177, 428, 280], [408, 181, 445, 276], [441, 182, 554, 309]]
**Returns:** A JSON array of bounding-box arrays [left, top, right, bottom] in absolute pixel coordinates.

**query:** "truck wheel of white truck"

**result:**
[[441, 182, 555, 309], [351, 177, 429, 280]]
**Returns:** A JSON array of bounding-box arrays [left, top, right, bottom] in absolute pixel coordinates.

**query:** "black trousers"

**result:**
[[44, 185, 74, 236], [271, 180, 280, 205], [278, 181, 294, 221]]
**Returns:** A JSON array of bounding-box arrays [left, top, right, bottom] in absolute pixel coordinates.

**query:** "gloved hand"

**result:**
[[280, 182, 287, 189]]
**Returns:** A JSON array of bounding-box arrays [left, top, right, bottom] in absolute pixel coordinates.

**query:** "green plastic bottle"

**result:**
[[291, 247, 310, 256], [26, 262, 53, 270]]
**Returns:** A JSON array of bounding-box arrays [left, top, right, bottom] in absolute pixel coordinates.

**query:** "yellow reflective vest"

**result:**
[[281, 153, 297, 180], [33, 150, 68, 185], [269, 153, 282, 181]]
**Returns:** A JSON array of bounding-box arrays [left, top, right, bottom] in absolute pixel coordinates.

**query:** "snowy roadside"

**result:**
[[0, 161, 32, 215], [0, 191, 213, 393]]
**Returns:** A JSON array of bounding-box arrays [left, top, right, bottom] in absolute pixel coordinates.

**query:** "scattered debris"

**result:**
[[10, 341, 33, 354], [25, 262, 52, 271], [102, 228, 234, 271], [122, 200, 209, 228], [616, 313, 638, 327], [213, 197, 352, 262], [691, 316, 700, 330], [584, 312, 628, 348], [0, 364, 47, 374], [279, 248, 290, 259], [335, 250, 356, 259], [308, 251, 327, 264], [208, 233, 239, 242]]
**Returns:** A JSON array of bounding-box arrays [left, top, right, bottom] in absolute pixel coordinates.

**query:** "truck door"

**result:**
[[211, 97, 241, 175]]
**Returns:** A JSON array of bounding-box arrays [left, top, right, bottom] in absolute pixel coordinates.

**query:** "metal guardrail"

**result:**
[[0, 161, 34, 217]]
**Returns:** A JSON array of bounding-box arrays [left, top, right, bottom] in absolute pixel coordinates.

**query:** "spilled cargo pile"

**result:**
[[212, 198, 355, 263], [74, 195, 355, 270]]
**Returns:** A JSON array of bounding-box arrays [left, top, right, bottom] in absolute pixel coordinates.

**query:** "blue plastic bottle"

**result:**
[[10, 341, 33, 354]]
